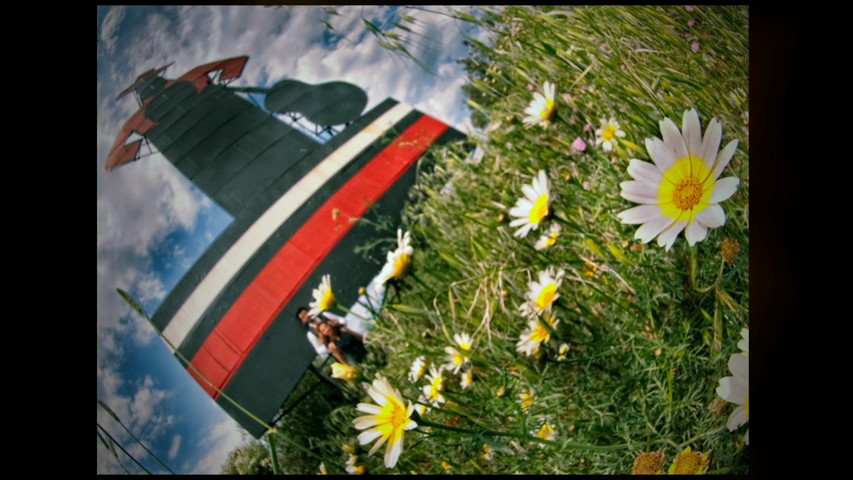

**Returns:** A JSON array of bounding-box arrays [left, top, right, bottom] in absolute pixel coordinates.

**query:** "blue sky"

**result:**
[[96, 5, 487, 473]]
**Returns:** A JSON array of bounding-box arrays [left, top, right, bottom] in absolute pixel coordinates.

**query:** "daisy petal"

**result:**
[[700, 117, 722, 169], [709, 177, 740, 203], [620, 180, 659, 204], [385, 434, 403, 468], [660, 117, 689, 161], [634, 216, 674, 244], [645, 137, 676, 173], [657, 218, 688, 251], [726, 405, 748, 431], [744, 429, 750, 445], [353, 415, 379, 429], [618, 205, 663, 224], [521, 184, 538, 202], [695, 204, 726, 228], [358, 429, 382, 446], [627, 159, 663, 184], [728, 353, 748, 379], [368, 433, 388, 456], [684, 219, 708, 245], [682, 108, 702, 158], [711, 139, 739, 180], [356, 403, 383, 415]]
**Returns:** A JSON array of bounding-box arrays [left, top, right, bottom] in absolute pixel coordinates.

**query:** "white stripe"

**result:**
[[162, 102, 415, 347]]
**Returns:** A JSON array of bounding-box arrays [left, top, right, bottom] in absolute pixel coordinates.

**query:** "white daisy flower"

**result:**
[[453, 332, 473, 352], [422, 364, 446, 407], [520, 266, 564, 316], [460, 369, 473, 389], [353, 375, 418, 469], [534, 223, 561, 250], [617, 108, 740, 251], [595, 117, 626, 152], [408, 355, 426, 383], [522, 81, 556, 127], [508, 170, 551, 238], [716, 352, 749, 445], [377, 229, 414, 289], [443, 346, 469, 374], [308, 274, 336, 317], [516, 311, 559, 357], [557, 343, 570, 360]]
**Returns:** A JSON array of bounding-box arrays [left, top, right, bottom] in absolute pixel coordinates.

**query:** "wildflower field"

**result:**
[[234, 5, 750, 475]]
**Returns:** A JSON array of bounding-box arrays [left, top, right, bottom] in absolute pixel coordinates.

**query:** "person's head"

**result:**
[[317, 320, 334, 338], [296, 307, 310, 326]]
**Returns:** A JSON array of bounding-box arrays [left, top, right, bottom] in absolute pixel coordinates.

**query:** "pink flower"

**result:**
[[684, 5, 694, 12], [688, 19, 695, 27], [571, 136, 587, 152], [527, 83, 534, 91], [583, 123, 591, 132], [691, 41, 700, 53], [582, 181, 590, 191]]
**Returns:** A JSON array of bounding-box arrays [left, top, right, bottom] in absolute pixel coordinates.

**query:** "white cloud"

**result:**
[[169, 434, 182, 460], [191, 419, 248, 473], [100, 6, 126, 55]]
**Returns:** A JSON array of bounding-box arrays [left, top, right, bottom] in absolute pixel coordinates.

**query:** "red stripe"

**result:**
[[188, 114, 449, 397]]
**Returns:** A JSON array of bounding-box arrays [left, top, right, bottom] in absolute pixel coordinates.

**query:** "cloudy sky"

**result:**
[[96, 5, 486, 473]]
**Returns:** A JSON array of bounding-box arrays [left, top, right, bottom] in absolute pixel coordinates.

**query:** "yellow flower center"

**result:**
[[385, 397, 410, 434], [528, 193, 549, 225], [452, 352, 463, 366], [429, 376, 443, 400], [535, 283, 556, 311], [458, 341, 471, 351], [529, 320, 551, 343], [658, 156, 714, 219], [392, 254, 411, 279], [537, 423, 554, 440], [320, 287, 335, 311], [632, 452, 665, 475], [669, 449, 705, 475], [539, 99, 554, 120], [520, 392, 532, 412], [672, 178, 704, 210], [602, 124, 616, 142]]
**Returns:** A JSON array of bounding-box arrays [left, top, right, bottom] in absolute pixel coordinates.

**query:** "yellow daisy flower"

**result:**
[[595, 117, 626, 152], [716, 352, 749, 445], [408, 355, 426, 383], [443, 346, 469, 374], [481, 443, 493, 461], [308, 274, 336, 317], [534, 223, 561, 250], [378, 229, 414, 287], [516, 311, 559, 357], [453, 332, 473, 352], [520, 266, 564, 316], [617, 108, 740, 251], [667, 446, 710, 474], [346, 454, 365, 475], [557, 343, 570, 360], [522, 81, 556, 127], [331, 362, 358, 382], [319, 462, 327, 475], [536, 422, 556, 442], [508, 170, 551, 238], [352, 375, 418, 469], [460, 369, 473, 389], [518, 389, 533, 413], [422, 365, 446, 407]]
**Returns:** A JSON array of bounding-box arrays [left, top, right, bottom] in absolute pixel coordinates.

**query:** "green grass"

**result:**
[[270, 5, 749, 475]]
